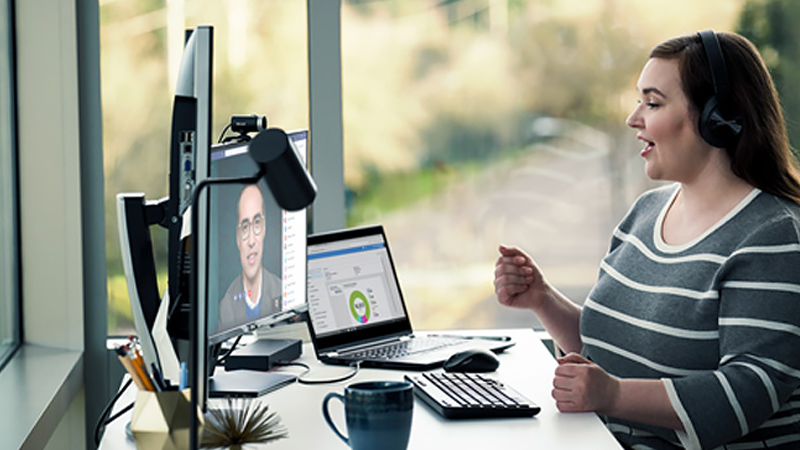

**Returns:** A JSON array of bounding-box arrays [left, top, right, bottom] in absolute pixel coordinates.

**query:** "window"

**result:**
[[100, 1, 309, 335], [0, 0, 19, 368], [341, 0, 745, 331]]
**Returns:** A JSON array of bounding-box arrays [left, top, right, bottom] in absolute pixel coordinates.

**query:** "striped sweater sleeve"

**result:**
[[666, 215, 800, 449]]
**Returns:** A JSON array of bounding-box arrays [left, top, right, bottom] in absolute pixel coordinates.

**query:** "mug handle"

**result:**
[[322, 392, 349, 445]]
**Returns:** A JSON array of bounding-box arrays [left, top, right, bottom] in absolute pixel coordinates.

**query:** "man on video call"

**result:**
[[217, 184, 282, 333]]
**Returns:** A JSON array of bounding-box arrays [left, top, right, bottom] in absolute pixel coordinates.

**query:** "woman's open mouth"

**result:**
[[639, 136, 654, 157]]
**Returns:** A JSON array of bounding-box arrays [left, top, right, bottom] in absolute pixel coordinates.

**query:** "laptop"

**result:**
[[306, 224, 514, 370]]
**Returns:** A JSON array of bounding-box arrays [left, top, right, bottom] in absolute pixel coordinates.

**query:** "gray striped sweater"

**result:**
[[581, 184, 800, 449]]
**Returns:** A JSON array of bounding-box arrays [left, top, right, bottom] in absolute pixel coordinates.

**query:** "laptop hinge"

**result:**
[[326, 335, 411, 357]]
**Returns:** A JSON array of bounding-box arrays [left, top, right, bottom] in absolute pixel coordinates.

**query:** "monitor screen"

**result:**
[[206, 130, 308, 345], [306, 231, 407, 339]]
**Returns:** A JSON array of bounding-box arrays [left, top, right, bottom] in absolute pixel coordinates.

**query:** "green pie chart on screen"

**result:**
[[349, 290, 371, 324]]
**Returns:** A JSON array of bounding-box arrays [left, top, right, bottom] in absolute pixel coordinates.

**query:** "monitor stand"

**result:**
[[208, 370, 296, 398]]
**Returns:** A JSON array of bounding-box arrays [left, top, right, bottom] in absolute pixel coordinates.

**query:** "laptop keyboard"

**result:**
[[405, 371, 540, 419], [344, 336, 466, 360]]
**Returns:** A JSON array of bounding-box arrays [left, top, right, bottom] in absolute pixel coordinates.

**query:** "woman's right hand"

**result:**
[[493, 244, 548, 311]]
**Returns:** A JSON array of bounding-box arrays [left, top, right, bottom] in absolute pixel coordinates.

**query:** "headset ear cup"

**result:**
[[699, 96, 723, 147], [699, 95, 741, 149]]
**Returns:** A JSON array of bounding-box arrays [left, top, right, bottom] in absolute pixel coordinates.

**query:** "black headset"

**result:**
[[697, 30, 743, 149]]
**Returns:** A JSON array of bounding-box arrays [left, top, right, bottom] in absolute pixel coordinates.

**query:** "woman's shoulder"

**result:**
[[756, 189, 800, 221], [754, 190, 800, 216], [732, 190, 800, 246]]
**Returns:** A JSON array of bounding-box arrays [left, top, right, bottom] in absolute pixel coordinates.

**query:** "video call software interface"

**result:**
[[282, 132, 307, 311], [307, 234, 406, 338], [208, 131, 308, 336]]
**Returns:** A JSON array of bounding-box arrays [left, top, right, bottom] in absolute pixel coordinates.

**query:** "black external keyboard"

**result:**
[[404, 371, 540, 419]]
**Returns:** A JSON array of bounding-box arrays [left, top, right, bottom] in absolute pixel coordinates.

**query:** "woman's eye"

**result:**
[[646, 102, 660, 109]]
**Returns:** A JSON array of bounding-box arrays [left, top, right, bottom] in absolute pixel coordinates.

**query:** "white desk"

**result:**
[[100, 329, 622, 449]]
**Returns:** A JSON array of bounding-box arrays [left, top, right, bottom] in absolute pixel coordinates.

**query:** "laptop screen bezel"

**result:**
[[306, 225, 414, 354]]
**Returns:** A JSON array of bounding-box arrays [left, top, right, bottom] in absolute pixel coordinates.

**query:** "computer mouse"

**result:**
[[443, 348, 500, 373]]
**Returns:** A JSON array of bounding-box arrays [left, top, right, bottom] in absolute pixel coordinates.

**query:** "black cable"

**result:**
[[217, 123, 232, 143], [215, 335, 243, 365], [94, 377, 133, 446], [275, 361, 361, 385], [105, 402, 134, 426]]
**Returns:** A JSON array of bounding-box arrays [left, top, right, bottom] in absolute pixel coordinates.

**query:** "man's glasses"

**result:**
[[238, 214, 264, 241]]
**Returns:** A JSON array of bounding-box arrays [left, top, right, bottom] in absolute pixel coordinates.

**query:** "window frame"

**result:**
[[0, 0, 20, 372]]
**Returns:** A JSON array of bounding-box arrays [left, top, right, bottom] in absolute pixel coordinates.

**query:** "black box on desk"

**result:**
[[224, 338, 302, 371]]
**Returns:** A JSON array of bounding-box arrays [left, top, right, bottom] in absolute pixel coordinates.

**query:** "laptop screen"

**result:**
[[307, 225, 413, 351]]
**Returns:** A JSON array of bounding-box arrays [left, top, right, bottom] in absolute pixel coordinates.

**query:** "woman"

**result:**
[[494, 31, 800, 449]]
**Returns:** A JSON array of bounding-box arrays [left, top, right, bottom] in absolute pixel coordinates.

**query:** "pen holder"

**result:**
[[131, 389, 204, 450]]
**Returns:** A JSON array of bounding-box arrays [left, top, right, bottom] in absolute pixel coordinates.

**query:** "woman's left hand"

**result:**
[[552, 353, 620, 414]]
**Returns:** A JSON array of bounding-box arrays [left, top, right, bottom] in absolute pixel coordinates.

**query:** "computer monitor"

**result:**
[[121, 25, 310, 449], [206, 130, 309, 344], [160, 27, 215, 423], [166, 26, 214, 343], [198, 130, 309, 399]]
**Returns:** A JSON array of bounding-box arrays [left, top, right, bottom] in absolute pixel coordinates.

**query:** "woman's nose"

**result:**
[[626, 106, 642, 129]]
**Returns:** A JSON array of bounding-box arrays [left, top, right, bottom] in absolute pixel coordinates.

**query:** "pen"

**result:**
[[127, 345, 156, 392], [150, 363, 168, 391], [179, 361, 188, 391], [116, 345, 147, 391], [131, 344, 158, 387], [129, 338, 148, 374]]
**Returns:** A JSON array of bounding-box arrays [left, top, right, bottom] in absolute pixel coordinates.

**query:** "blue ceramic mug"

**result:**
[[322, 380, 414, 450]]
